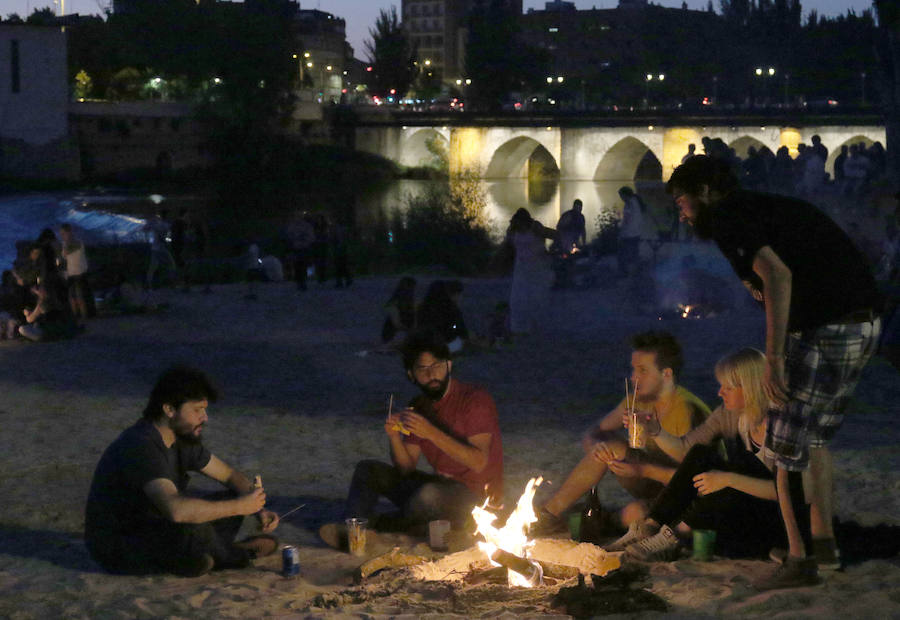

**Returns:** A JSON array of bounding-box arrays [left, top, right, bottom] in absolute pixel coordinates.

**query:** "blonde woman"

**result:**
[[607, 348, 788, 561]]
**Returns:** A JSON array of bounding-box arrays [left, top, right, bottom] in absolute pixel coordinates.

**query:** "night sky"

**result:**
[[2, 0, 875, 61]]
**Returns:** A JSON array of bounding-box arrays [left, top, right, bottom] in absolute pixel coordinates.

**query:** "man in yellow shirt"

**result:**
[[533, 331, 710, 536]]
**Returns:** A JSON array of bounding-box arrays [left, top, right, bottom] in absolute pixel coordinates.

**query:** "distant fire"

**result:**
[[471, 477, 544, 587]]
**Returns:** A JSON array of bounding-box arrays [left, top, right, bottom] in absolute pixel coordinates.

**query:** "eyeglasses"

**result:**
[[413, 360, 448, 378]]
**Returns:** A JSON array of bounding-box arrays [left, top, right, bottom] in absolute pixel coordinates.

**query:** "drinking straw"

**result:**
[[278, 504, 307, 520]]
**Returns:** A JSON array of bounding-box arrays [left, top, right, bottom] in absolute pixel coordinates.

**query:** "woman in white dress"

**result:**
[[505, 208, 556, 334]]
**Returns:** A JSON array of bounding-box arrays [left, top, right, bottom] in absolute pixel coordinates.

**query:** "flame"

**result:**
[[471, 476, 543, 587], [679, 304, 693, 319]]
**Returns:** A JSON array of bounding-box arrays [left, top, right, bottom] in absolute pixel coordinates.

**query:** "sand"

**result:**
[[0, 268, 898, 619]]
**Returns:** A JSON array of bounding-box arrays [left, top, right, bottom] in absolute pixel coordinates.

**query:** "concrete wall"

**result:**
[[0, 25, 77, 179], [71, 101, 209, 178]]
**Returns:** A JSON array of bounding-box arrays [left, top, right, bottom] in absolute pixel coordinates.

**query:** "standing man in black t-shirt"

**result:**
[[666, 155, 882, 590], [85, 366, 280, 577]]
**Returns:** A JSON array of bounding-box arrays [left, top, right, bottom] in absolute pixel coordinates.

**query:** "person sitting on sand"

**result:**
[[605, 348, 788, 561], [416, 280, 469, 353], [381, 276, 417, 346], [320, 329, 503, 548], [84, 366, 280, 577], [531, 330, 709, 536]]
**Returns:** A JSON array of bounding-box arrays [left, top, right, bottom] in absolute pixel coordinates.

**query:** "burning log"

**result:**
[[489, 548, 542, 586]]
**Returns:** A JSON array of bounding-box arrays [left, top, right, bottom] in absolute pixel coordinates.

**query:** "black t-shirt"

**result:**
[[85, 419, 211, 541], [710, 190, 882, 331]]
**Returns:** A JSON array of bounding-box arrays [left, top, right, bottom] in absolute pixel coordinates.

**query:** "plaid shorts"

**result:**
[[767, 316, 881, 471]]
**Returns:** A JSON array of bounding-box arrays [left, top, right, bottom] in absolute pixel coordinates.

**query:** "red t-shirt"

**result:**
[[405, 379, 504, 503]]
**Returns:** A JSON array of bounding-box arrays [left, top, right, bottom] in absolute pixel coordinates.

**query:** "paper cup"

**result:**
[[692, 529, 716, 561], [428, 519, 451, 551], [346, 518, 368, 556]]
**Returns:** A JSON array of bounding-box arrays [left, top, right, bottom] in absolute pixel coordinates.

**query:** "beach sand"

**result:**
[[0, 270, 897, 618]]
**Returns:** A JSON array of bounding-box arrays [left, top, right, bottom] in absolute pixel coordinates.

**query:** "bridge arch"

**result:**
[[399, 128, 449, 168], [729, 136, 768, 158], [485, 136, 560, 179], [594, 136, 661, 182], [825, 134, 876, 175]]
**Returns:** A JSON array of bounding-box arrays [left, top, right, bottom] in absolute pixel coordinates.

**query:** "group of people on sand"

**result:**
[[380, 276, 511, 353], [84, 155, 883, 594], [1, 225, 90, 343]]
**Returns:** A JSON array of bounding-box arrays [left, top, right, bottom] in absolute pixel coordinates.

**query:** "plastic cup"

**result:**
[[692, 529, 716, 561], [346, 518, 368, 556], [428, 519, 451, 551], [628, 411, 647, 449]]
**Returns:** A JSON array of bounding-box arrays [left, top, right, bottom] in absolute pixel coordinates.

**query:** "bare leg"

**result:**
[[543, 453, 608, 517], [776, 467, 806, 558], [808, 446, 834, 539]]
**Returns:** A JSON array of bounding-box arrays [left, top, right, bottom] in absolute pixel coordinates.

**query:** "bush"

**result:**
[[391, 180, 496, 275]]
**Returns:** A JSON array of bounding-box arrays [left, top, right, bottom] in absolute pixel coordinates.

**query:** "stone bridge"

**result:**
[[353, 113, 885, 182]]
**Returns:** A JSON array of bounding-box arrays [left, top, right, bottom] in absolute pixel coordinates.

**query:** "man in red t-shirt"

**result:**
[[321, 330, 503, 545]]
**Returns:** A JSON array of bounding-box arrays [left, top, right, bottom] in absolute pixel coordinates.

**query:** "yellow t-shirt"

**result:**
[[622, 386, 710, 460]]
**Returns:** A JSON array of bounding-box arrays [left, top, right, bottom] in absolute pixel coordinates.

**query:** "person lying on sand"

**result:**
[[84, 365, 280, 577], [605, 348, 788, 562], [320, 329, 503, 549], [530, 330, 710, 537]]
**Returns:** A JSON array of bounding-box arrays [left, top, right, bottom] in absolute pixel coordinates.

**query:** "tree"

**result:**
[[73, 70, 93, 100], [364, 7, 417, 98]]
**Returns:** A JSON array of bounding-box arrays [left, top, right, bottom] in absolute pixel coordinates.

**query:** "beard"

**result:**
[[171, 418, 205, 444], [416, 374, 451, 401], [691, 200, 716, 240]]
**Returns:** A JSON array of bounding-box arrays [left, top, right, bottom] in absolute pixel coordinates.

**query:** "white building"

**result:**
[[0, 25, 78, 180]]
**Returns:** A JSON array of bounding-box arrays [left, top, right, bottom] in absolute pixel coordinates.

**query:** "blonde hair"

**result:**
[[714, 348, 768, 426]]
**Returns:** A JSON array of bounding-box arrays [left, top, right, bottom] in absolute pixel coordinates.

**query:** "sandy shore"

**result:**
[[0, 269, 897, 618]]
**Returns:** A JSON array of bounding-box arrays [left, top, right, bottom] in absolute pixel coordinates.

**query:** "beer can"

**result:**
[[281, 545, 300, 577]]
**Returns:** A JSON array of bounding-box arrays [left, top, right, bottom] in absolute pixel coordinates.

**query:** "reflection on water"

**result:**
[[359, 177, 672, 241]]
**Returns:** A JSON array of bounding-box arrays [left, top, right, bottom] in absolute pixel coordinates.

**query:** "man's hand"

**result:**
[[399, 410, 438, 441], [592, 440, 626, 464], [763, 355, 788, 406], [607, 459, 642, 478], [384, 413, 409, 437], [258, 509, 279, 533], [238, 488, 267, 515], [693, 470, 730, 495], [623, 409, 660, 437]]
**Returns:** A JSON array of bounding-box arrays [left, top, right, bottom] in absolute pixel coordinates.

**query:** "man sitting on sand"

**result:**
[[85, 366, 280, 577], [320, 329, 503, 548], [531, 330, 709, 536]]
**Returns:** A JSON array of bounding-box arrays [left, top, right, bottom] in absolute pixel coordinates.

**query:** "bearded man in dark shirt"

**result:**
[[85, 366, 280, 576], [666, 155, 882, 589]]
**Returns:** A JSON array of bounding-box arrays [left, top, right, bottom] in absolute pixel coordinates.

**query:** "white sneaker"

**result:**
[[625, 524, 680, 561], [605, 520, 658, 552]]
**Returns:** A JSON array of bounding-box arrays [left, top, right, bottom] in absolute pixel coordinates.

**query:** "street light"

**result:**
[[645, 72, 665, 108], [753, 66, 775, 106]]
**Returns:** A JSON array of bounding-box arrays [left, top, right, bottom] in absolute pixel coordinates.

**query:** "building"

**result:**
[[402, 0, 522, 86], [0, 25, 78, 180], [292, 8, 353, 104]]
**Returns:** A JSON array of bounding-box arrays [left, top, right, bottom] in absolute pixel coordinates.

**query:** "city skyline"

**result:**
[[0, 0, 876, 61]]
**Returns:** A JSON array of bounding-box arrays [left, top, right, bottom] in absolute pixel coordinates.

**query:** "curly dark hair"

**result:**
[[143, 365, 219, 420]]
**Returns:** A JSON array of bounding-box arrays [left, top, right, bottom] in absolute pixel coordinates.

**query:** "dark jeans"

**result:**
[[346, 459, 479, 530], [292, 249, 310, 290], [87, 515, 251, 576], [649, 443, 788, 558]]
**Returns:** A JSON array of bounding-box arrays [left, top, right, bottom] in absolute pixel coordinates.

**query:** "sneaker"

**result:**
[[625, 524, 680, 561], [318, 522, 348, 551], [604, 519, 659, 552], [753, 556, 821, 590], [173, 552, 215, 578], [812, 538, 842, 571], [235, 534, 280, 559], [529, 508, 568, 537], [769, 540, 841, 571]]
